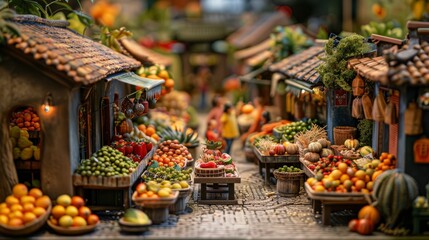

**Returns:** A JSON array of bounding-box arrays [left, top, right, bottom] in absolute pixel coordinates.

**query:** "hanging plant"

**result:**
[[357, 119, 373, 147], [317, 34, 371, 91]]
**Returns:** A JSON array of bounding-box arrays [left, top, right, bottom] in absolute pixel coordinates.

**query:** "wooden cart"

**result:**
[[194, 173, 241, 205], [253, 147, 299, 184], [304, 183, 369, 225]]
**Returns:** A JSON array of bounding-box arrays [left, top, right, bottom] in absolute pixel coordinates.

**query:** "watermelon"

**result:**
[[224, 164, 235, 174], [221, 153, 233, 165]]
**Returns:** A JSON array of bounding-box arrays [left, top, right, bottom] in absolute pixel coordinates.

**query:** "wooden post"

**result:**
[[0, 119, 19, 201]]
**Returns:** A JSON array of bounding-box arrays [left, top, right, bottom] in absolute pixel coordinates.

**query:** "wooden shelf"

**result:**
[[15, 160, 41, 170]]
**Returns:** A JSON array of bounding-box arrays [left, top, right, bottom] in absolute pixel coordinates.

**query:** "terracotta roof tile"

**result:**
[[4, 15, 140, 85], [269, 45, 324, 84], [348, 56, 388, 83]]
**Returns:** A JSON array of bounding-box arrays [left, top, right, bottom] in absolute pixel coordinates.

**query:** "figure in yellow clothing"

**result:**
[[221, 103, 239, 154]]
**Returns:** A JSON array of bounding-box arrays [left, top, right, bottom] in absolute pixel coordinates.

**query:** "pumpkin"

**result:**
[[285, 143, 299, 155], [119, 119, 133, 135], [359, 146, 374, 157], [344, 138, 359, 150], [356, 219, 374, 235], [308, 142, 323, 153], [358, 205, 380, 225], [304, 152, 320, 162], [273, 144, 286, 155], [372, 169, 418, 232], [241, 104, 254, 114], [317, 138, 331, 148], [320, 148, 334, 157]]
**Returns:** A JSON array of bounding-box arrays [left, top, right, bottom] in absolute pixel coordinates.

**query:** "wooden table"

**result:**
[[305, 183, 368, 225], [194, 175, 241, 205], [253, 147, 299, 185]]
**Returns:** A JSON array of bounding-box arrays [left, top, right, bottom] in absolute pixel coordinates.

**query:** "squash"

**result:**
[[304, 152, 320, 162], [320, 148, 334, 157], [317, 138, 331, 148], [344, 138, 359, 150], [241, 104, 254, 114], [119, 119, 133, 135], [359, 146, 374, 157], [372, 169, 418, 232], [285, 143, 299, 155], [308, 142, 323, 153], [358, 205, 380, 225]]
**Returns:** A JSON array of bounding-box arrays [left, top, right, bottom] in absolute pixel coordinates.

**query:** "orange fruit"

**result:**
[[5, 196, 20, 206], [158, 70, 170, 80], [361, 188, 370, 194], [340, 174, 350, 183], [366, 181, 374, 191], [314, 185, 325, 192], [0, 203, 7, 209], [151, 133, 160, 141], [22, 203, 35, 213], [383, 158, 391, 166], [364, 174, 371, 183], [145, 127, 156, 137], [137, 124, 146, 132], [65, 206, 78, 217], [355, 170, 366, 180], [51, 205, 66, 219], [59, 215, 73, 227], [372, 170, 383, 181], [87, 214, 99, 225], [78, 206, 91, 219], [10, 204, 23, 212], [71, 196, 85, 208], [9, 210, 23, 219], [23, 212, 37, 223], [72, 216, 87, 227], [28, 188, 43, 199], [49, 216, 58, 225], [35, 195, 51, 209], [330, 170, 342, 180], [338, 163, 348, 173], [33, 207, 46, 218], [165, 79, 175, 88], [56, 194, 71, 207], [146, 191, 154, 197], [20, 195, 36, 205], [355, 180, 365, 191], [12, 184, 28, 199], [8, 218, 23, 227], [0, 207, 10, 216], [381, 165, 390, 171], [0, 215, 8, 225]]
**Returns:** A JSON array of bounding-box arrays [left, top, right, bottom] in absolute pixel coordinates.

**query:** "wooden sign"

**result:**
[[334, 89, 348, 107]]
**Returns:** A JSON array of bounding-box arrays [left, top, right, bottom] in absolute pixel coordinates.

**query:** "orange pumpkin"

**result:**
[[358, 205, 380, 225], [241, 104, 254, 114]]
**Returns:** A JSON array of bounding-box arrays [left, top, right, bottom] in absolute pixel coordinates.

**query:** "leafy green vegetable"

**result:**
[[361, 21, 404, 39], [0, 0, 19, 44], [317, 34, 371, 91], [357, 119, 373, 147]]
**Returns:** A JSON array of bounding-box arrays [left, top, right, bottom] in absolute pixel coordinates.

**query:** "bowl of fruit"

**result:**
[[118, 208, 152, 233], [0, 184, 52, 236], [132, 182, 179, 208], [47, 194, 99, 235]]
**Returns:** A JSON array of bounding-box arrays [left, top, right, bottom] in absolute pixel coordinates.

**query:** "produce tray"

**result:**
[[72, 147, 156, 189], [253, 146, 299, 164], [299, 158, 315, 178], [132, 190, 179, 208], [0, 204, 51, 236], [304, 183, 369, 203], [47, 221, 98, 235], [173, 186, 193, 198]]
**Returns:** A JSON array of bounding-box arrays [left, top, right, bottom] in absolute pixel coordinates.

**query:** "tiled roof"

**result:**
[[348, 56, 388, 83], [269, 45, 324, 84], [4, 15, 140, 85], [386, 41, 429, 85]]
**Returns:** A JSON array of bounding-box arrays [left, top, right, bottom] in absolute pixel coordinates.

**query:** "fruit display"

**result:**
[[196, 140, 237, 177], [75, 146, 138, 177], [344, 138, 359, 150], [10, 107, 41, 131], [372, 169, 418, 235], [152, 140, 192, 168], [111, 136, 153, 163], [121, 208, 151, 225], [0, 184, 51, 227], [276, 165, 302, 173], [133, 181, 176, 199], [141, 166, 192, 184], [9, 126, 41, 161], [159, 126, 199, 147], [137, 65, 175, 95], [414, 196, 429, 209], [48, 194, 99, 228], [274, 119, 318, 142], [156, 90, 192, 120], [307, 155, 356, 175]]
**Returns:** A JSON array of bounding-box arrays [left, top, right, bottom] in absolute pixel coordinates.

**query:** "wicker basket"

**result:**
[[333, 126, 357, 145], [194, 162, 225, 177]]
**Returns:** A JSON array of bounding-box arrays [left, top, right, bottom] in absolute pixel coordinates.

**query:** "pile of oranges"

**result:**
[[0, 184, 51, 227], [49, 194, 99, 228], [137, 124, 160, 142]]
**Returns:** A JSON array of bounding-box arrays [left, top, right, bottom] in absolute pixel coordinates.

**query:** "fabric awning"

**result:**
[[285, 79, 314, 94], [106, 72, 164, 99]]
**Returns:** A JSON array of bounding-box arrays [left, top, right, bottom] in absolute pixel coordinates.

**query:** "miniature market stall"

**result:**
[[0, 15, 141, 201]]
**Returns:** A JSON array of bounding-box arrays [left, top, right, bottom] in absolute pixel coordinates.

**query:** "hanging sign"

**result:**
[[334, 89, 348, 107]]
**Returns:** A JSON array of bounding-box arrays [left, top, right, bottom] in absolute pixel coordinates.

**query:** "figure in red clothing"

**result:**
[[205, 119, 226, 150]]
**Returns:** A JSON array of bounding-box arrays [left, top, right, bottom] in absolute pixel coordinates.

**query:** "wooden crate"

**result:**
[[194, 172, 241, 205]]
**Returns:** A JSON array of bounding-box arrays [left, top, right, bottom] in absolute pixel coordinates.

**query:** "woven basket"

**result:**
[[333, 126, 357, 145], [194, 164, 225, 177], [273, 170, 304, 181], [273, 170, 303, 196]]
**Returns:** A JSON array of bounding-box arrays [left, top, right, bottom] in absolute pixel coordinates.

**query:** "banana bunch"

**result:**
[[160, 127, 199, 146]]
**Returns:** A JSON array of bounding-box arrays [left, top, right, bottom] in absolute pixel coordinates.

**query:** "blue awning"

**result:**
[[106, 72, 164, 99]]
